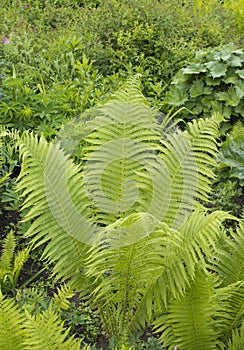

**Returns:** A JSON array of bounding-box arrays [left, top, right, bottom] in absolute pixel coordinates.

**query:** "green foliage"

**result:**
[[154, 270, 244, 350], [224, 0, 244, 34], [62, 300, 101, 343], [1, 0, 241, 122], [23, 307, 81, 350], [213, 222, 244, 287], [154, 269, 222, 349], [15, 78, 244, 348], [0, 287, 82, 350], [0, 1, 243, 348], [166, 43, 244, 126], [217, 122, 244, 185], [0, 231, 29, 293], [16, 77, 222, 285], [76, 0, 238, 80], [211, 179, 242, 214], [0, 128, 11, 188], [0, 290, 26, 350], [209, 122, 244, 216], [152, 221, 244, 349], [227, 319, 244, 350], [0, 54, 121, 136]]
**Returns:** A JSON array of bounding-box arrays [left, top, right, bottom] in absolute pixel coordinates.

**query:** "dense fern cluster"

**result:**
[[1, 78, 240, 349]]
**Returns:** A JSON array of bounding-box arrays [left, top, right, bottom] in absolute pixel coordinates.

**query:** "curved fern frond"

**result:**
[[24, 307, 81, 350], [0, 231, 16, 272], [213, 221, 244, 286], [152, 209, 231, 300], [214, 281, 244, 343], [86, 214, 166, 338], [52, 284, 75, 311], [227, 319, 244, 350], [154, 269, 223, 350], [158, 113, 223, 229], [17, 133, 92, 289], [0, 291, 26, 350], [86, 209, 230, 338]]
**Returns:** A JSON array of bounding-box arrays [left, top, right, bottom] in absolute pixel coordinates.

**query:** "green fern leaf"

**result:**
[[214, 281, 244, 343], [0, 291, 26, 350], [227, 319, 244, 350], [154, 269, 223, 350], [52, 284, 75, 311], [24, 307, 81, 350], [0, 231, 16, 271], [214, 222, 244, 286], [153, 209, 231, 299], [158, 113, 222, 229], [17, 133, 91, 289]]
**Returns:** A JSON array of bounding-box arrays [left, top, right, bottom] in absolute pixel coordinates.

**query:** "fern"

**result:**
[[227, 319, 244, 350], [213, 222, 244, 286], [0, 231, 29, 292], [0, 290, 26, 350], [214, 281, 244, 344], [24, 307, 81, 350], [52, 284, 75, 311], [0, 230, 16, 272], [16, 77, 235, 345], [154, 269, 223, 350], [86, 210, 231, 338], [17, 133, 91, 289], [0, 286, 82, 350]]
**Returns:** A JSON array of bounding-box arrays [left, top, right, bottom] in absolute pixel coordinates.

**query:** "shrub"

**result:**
[[224, 0, 244, 34], [165, 43, 244, 129]]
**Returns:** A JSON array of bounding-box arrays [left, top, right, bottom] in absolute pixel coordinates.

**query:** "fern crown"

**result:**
[[30, 76, 222, 248]]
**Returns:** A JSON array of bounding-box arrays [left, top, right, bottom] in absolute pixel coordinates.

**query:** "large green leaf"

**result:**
[[189, 78, 212, 98], [216, 86, 244, 107], [182, 62, 207, 75], [218, 128, 244, 185], [205, 61, 228, 78], [165, 87, 188, 106]]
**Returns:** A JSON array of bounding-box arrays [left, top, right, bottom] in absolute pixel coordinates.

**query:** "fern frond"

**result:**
[[0, 230, 16, 271], [214, 281, 244, 343], [86, 209, 230, 338], [24, 307, 81, 350], [12, 246, 29, 287], [227, 319, 244, 350], [17, 133, 92, 289], [0, 291, 26, 350], [86, 214, 165, 337], [154, 269, 223, 350], [79, 76, 163, 226], [52, 284, 75, 311], [158, 113, 222, 229], [214, 222, 244, 286], [154, 209, 231, 300], [108, 75, 149, 105]]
